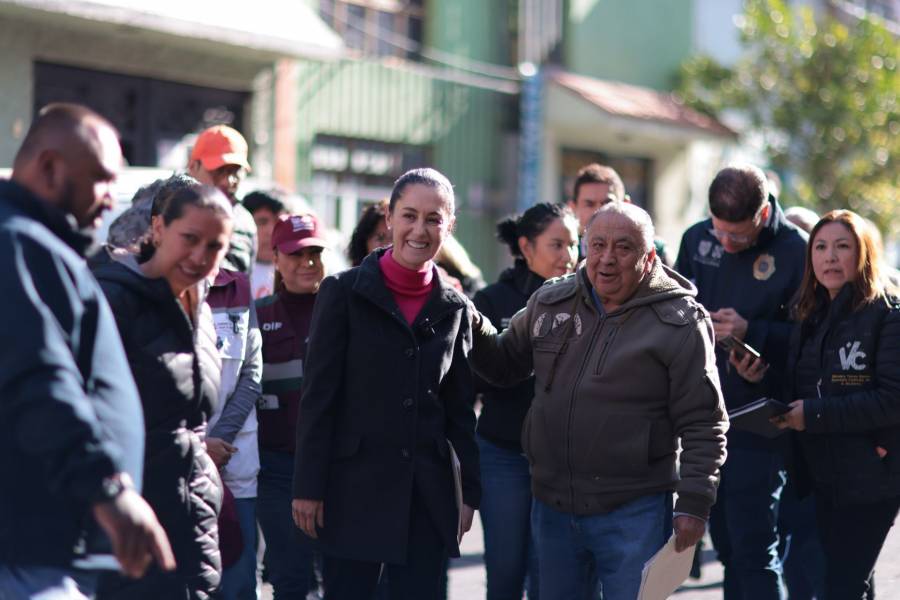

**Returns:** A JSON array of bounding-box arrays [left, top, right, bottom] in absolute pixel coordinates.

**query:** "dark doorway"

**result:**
[[34, 62, 250, 167]]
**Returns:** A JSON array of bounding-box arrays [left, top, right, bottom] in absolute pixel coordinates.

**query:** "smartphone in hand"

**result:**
[[718, 335, 763, 363]]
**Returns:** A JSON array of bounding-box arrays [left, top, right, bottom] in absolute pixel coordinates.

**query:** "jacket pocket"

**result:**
[[334, 434, 361, 460], [533, 340, 568, 384], [521, 403, 563, 482], [593, 326, 619, 377], [575, 415, 651, 479]]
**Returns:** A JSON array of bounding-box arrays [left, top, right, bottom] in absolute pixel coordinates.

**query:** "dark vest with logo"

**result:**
[[255, 290, 316, 453]]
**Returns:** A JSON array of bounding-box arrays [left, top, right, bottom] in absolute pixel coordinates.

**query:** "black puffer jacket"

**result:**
[[473, 261, 544, 452], [788, 284, 900, 505], [92, 253, 223, 600]]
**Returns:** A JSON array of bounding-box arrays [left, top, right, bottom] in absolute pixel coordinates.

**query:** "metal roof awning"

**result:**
[[548, 69, 736, 139], [0, 0, 344, 60]]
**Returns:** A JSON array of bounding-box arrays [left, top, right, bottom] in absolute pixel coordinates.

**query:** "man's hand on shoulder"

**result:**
[[91, 474, 176, 578]]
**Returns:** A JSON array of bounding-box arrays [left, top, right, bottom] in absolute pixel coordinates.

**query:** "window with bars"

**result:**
[[319, 0, 425, 60]]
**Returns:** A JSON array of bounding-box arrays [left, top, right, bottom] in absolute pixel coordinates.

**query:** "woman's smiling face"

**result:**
[[385, 184, 455, 270]]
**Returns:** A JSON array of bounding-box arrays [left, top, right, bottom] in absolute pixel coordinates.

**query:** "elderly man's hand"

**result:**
[[710, 308, 748, 342], [674, 515, 706, 553]]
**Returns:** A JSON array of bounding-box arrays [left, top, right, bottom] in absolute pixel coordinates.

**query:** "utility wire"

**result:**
[[318, 0, 522, 82]]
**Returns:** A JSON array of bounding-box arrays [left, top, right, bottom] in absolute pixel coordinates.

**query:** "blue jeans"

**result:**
[[477, 434, 539, 600], [257, 450, 314, 599], [708, 444, 787, 600], [0, 566, 97, 600], [220, 497, 258, 600], [531, 493, 671, 600]]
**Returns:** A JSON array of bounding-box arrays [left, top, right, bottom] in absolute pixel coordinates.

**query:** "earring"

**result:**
[[153, 238, 161, 248]]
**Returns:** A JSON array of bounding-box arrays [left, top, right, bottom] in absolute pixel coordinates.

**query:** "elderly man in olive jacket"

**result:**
[[470, 202, 728, 600]]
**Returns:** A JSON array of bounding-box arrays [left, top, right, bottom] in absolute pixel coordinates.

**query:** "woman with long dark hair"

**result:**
[[94, 183, 233, 599], [473, 203, 577, 600], [347, 199, 390, 266], [291, 168, 480, 600], [734, 209, 900, 598]]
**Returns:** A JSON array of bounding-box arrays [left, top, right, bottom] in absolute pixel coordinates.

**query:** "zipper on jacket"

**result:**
[[815, 316, 841, 507], [566, 309, 604, 512]]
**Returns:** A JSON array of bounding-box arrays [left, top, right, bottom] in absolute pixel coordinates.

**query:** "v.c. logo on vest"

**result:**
[[839, 341, 867, 371]]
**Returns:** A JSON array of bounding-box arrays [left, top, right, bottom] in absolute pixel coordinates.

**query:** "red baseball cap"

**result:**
[[271, 214, 329, 254], [190, 125, 251, 171]]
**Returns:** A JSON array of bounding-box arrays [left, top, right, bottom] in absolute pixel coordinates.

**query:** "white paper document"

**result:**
[[637, 534, 694, 600]]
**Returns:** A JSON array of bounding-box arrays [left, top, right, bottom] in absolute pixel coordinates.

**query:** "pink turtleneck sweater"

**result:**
[[379, 249, 434, 324]]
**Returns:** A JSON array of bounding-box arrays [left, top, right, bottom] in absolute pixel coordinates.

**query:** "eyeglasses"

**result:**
[[707, 228, 754, 244], [708, 207, 766, 245]]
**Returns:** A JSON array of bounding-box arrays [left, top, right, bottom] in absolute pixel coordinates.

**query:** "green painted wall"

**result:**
[[565, 0, 694, 90], [293, 0, 513, 279]]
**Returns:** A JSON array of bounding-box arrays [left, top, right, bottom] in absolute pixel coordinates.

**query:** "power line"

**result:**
[[318, 0, 522, 82]]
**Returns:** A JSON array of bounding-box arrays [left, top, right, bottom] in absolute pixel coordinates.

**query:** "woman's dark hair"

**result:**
[[347, 199, 389, 266], [388, 168, 455, 214], [794, 209, 886, 322], [496, 203, 576, 259], [137, 182, 233, 263]]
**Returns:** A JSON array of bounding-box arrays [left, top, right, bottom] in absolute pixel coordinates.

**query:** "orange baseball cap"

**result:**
[[190, 125, 251, 172]]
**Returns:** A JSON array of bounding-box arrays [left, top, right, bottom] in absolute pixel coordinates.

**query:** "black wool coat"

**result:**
[[293, 248, 480, 565]]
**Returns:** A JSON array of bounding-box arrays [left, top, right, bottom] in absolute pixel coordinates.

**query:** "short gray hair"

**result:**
[[585, 202, 655, 255]]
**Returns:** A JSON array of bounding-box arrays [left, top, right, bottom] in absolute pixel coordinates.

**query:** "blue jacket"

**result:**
[[675, 198, 807, 447], [0, 179, 144, 567]]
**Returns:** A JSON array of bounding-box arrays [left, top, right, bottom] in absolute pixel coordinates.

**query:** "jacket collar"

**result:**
[[536, 259, 696, 314], [352, 247, 466, 326], [500, 261, 545, 298], [754, 195, 789, 249], [0, 179, 93, 256]]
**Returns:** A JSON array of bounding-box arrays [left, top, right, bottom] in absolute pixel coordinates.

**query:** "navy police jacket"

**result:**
[[676, 198, 807, 446]]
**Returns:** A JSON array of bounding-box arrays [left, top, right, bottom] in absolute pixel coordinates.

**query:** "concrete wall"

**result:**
[[0, 14, 274, 167]]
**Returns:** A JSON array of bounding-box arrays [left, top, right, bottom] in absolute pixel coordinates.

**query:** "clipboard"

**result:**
[[638, 533, 694, 600]]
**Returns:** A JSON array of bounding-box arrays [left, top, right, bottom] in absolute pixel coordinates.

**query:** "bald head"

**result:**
[[12, 103, 122, 230]]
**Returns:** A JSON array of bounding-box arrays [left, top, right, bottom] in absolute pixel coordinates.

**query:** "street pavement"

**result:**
[[448, 510, 900, 599], [259, 504, 900, 598]]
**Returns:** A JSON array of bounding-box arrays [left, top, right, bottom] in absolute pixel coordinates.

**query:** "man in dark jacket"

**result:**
[[675, 164, 807, 600], [0, 103, 173, 597]]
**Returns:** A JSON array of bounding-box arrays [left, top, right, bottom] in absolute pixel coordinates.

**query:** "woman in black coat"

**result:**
[[734, 210, 900, 599], [292, 168, 480, 600], [94, 183, 234, 599]]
